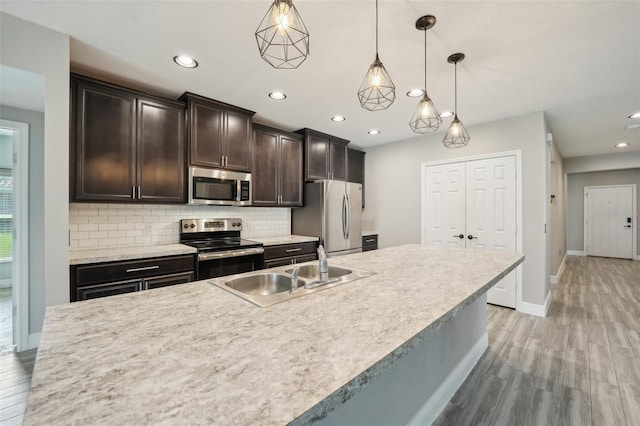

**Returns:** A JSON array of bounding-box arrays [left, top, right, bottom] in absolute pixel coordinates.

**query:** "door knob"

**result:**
[[467, 235, 478, 240], [453, 234, 464, 239]]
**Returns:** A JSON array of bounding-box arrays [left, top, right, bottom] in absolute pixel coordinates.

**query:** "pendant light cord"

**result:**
[[375, 0, 379, 54], [454, 62, 458, 115], [424, 27, 427, 92]]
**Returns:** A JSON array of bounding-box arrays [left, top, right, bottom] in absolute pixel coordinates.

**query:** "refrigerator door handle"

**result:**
[[345, 192, 351, 240], [342, 193, 348, 239]]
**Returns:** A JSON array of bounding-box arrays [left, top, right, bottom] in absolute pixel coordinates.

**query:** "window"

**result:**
[[0, 168, 12, 259]]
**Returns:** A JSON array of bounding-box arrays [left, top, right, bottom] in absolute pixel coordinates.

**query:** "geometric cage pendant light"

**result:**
[[409, 15, 442, 134], [255, 0, 310, 69], [442, 53, 470, 148], [357, 0, 396, 111]]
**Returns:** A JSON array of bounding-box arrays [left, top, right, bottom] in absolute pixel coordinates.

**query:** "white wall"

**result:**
[[363, 112, 548, 306], [548, 138, 566, 277], [564, 151, 640, 174], [1, 13, 70, 337], [0, 106, 46, 332], [566, 169, 640, 256]]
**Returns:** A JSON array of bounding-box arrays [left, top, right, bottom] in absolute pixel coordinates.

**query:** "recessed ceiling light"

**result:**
[[173, 55, 198, 68], [368, 129, 380, 135], [331, 116, 346, 122], [439, 111, 454, 118], [615, 142, 630, 148], [628, 112, 640, 119], [407, 88, 425, 98], [269, 91, 286, 100]]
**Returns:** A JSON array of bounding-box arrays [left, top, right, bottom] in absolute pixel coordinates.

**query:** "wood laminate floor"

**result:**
[[0, 256, 638, 425], [435, 255, 640, 426]]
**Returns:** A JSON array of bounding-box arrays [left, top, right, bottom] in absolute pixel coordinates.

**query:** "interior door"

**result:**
[[423, 162, 466, 247], [586, 186, 634, 259], [465, 157, 517, 308]]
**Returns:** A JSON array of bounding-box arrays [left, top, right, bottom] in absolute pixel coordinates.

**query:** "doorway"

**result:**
[[584, 185, 636, 259], [422, 151, 522, 309], [0, 119, 29, 352]]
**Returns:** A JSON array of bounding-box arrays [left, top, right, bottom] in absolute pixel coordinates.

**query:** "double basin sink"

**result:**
[[209, 263, 375, 307]]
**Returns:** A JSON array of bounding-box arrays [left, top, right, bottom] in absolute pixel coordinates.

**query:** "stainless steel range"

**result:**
[[179, 218, 264, 280]]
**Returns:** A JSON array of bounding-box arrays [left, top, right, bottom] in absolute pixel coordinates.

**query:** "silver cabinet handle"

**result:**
[[137, 186, 141, 199], [198, 247, 264, 261], [286, 248, 302, 253], [126, 266, 160, 273], [365, 239, 375, 243], [132, 186, 136, 199]]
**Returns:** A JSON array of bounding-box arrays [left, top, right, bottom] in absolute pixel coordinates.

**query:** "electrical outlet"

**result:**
[[145, 223, 153, 236]]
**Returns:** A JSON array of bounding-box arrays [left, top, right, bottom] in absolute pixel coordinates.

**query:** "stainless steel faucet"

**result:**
[[290, 266, 300, 294], [317, 245, 328, 282]]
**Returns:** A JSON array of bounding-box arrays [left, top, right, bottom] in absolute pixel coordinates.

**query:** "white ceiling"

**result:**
[[1, 0, 639, 157]]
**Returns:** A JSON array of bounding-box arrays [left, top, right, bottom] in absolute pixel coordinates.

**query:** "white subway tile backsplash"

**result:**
[[69, 203, 292, 250]]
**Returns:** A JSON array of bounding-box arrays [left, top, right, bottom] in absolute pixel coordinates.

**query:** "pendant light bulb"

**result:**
[[358, 0, 396, 111], [443, 53, 470, 148], [409, 15, 441, 134], [255, 0, 310, 69]]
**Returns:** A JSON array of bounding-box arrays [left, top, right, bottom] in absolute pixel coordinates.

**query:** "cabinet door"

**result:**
[[279, 134, 303, 206], [305, 134, 329, 180], [189, 99, 223, 167], [330, 141, 347, 181], [144, 271, 194, 290], [224, 110, 252, 171], [347, 149, 365, 207], [252, 127, 279, 206], [137, 98, 185, 203], [73, 81, 136, 201], [264, 258, 294, 269], [76, 279, 142, 301]]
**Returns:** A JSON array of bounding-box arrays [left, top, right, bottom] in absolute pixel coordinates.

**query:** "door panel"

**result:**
[[423, 156, 517, 309], [466, 157, 516, 308], [347, 182, 363, 250], [586, 186, 633, 259], [280, 134, 303, 206], [224, 110, 252, 171], [424, 163, 466, 247], [252, 127, 279, 205], [190, 100, 223, 167], [324, 180, 347, 253]]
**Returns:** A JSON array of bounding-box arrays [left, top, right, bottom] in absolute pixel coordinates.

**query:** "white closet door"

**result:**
[[465, 157, 517, 308], [423, 162, 466, 247], [586, 186, 633, 259]]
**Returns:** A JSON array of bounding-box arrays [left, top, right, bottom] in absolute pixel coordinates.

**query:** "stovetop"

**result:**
[[181, 237, 263, 252]]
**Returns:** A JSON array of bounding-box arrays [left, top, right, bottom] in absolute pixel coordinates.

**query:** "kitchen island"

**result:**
[[25, 245, 523, 425]]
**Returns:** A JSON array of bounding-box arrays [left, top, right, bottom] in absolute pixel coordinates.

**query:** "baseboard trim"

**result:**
[[635, 255, 640, 261], [517, 291, 551, 317], [28, 332, 41, 350], [550, 253, 567, 285], [567, 250, 586, 256], [407, 332, 489, 426]]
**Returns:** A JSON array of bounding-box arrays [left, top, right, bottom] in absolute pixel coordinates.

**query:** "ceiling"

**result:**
[[1, 0, 639, 157]]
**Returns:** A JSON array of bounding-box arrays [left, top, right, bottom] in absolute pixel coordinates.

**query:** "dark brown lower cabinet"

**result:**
[[71, 255, 195, 302], [263, 242, 318, 268], [362, 234, 378, 252]]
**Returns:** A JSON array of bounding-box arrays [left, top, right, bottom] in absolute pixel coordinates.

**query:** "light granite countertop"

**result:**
[[27, 245, 523, 425], [249, 234, 319, 246], [69, 244, 197, 265]]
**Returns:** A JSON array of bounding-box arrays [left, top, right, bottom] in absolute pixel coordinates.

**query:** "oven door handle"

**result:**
[[198, 247, 264, 261]]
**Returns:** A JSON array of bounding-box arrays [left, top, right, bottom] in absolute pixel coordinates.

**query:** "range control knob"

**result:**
[[190, 224, 196, 229], [183, 224, 189, 229]]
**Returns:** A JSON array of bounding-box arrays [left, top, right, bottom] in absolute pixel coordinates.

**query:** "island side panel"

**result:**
[[317, 295, 488, 426]]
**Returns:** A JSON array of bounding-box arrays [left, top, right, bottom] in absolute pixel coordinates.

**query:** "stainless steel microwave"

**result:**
[[188, 167, 252, 206]]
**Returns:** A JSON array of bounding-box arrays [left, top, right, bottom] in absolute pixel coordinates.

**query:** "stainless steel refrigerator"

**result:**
[[292, 180, 362, 257]]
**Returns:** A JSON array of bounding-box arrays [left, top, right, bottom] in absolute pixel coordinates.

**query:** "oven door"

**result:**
[[197, 247, 264, 280]]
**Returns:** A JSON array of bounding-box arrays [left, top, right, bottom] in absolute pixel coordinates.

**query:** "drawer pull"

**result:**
[[365, 239, 375, 243], [285, 248, 303, 253], [125, 266, 160, 273]]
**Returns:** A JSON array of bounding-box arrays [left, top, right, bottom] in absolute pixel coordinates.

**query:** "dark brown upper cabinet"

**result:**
[[180, 93, 255, 172], [347, 148, 366, 208], [296, 128, 349, 181], [253, 124, 303, 207], [71, 74, 185, 203]]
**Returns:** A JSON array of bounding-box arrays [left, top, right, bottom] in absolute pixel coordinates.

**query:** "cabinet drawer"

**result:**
[[144, 272, 195, 290], [263, 242, 317, 260], [75, 255, 195, 286]]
